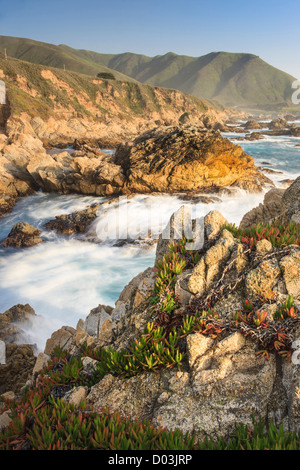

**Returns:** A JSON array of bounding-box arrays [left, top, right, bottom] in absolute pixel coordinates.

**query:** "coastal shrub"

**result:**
[[96, 72, 115, 80], [223, 220, 300, 249]]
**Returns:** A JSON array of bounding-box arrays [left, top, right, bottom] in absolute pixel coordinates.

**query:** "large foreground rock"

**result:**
[[86, 332, 297, 439], [16, 207, 300, 440]]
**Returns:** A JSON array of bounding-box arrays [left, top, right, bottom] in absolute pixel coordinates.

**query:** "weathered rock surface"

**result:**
[[84, 329, 299, 438], [114, 124, 272, 194], [0, 120, 273, 217], [5, 207, 300, 440], [240, 176, 300, 228], [281, 176, 300, 224], [243, 120, 263, 130], [0, 305, 38, 394], [0, 304, 37, 344], [188, 229, 236, 297], [19, 125, 273, 199], [25, 148, 126, 197], [1, 222, 42, 248], [41, 207, 299, 440], [268, 118, 289, 130], [44, 326, 76, 356], [44, 203, 99, 235], [0, 343, 36, 394], [76, 304, 116, 349], [240, 188, 285, 229]]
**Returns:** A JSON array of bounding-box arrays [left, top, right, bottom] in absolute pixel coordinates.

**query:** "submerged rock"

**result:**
[[44, 203, 100, 235]]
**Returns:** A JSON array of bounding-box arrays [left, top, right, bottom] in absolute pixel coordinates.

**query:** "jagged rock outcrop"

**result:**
[[1, 222, 42, 248], [240, 176, 300, 229], [44, 326, 76, 356], [0, 304, 37, 394], [36, 207, 300, 440], [0, 123, 272, 218], [114, 124, 272, 194]]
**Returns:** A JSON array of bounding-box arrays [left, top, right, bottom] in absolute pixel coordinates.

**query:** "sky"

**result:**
[[0, 0, 299, 79]]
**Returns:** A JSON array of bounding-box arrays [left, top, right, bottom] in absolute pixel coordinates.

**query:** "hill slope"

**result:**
[[75, 50, 297, 109], [0, 52, 223, 135], [0, 36, 296, 109], [0, 36, 137, 83]]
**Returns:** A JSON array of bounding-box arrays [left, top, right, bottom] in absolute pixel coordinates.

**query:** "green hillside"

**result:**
[[69, 50, 297, 109], [0, 35, 296, 109], [76, 50, 296, 109], [0, 53, 212, 122], [0, 36, 137, 83]]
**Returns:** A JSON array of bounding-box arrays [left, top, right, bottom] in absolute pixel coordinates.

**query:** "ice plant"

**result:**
[[273, 295, 296, 321], [223, 221, 300, 249]]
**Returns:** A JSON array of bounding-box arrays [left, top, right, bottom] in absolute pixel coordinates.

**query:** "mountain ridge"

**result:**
[[0, 35, 297, 110], [0, 35, 138, 84]]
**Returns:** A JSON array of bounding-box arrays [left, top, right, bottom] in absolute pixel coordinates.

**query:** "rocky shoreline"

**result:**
[[1, 177, 299, 443], [1, 79, 300, 443], [2, 106, 299, 220], [0, 118, 275, 219], [1, 50, 300, 448]]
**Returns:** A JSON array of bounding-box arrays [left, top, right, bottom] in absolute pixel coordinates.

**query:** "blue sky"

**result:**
[[0, 0, 299, 79]]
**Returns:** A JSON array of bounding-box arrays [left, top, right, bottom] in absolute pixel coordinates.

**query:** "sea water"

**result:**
[[0, 135, 299, 350]]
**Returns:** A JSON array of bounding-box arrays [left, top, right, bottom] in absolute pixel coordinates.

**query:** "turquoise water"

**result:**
[[0, 134, 299, 350], [226, 134, 300, 183]]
